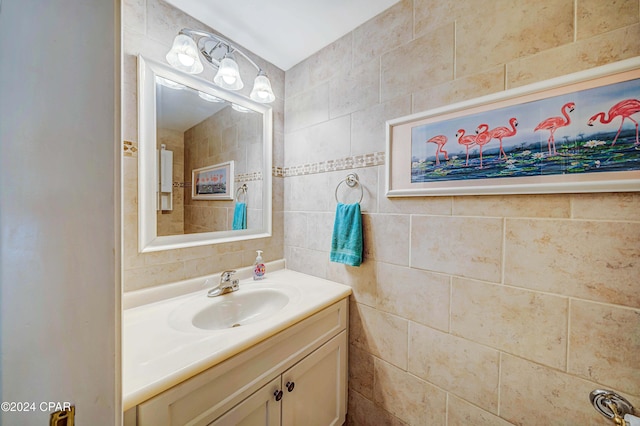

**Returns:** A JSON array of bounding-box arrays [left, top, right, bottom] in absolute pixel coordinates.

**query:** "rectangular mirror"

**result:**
[[138, 56, 272, 252]]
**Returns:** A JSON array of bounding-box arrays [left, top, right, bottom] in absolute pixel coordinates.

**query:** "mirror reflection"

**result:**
[[155, 77, 264, 236], [138, 56, 272, 253]]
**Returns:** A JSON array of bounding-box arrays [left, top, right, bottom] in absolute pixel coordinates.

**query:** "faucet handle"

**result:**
[[221, 270, 237, 281]]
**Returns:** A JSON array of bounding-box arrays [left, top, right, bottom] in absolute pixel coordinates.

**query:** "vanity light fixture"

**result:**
[[166, 28, 275, 103]]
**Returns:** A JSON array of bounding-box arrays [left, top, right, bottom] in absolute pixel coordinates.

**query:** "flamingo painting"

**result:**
[[587, 98, 640, 146], [408, 75, 639, 187], [488, 118, 518, 159], [475, 124, 491, 169], [534, 102, 575, 155], [426, 135, 449, 165], [455, 129, 476, 166]]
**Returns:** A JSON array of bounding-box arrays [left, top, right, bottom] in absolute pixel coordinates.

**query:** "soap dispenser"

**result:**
[[253, 250, 266, 280]]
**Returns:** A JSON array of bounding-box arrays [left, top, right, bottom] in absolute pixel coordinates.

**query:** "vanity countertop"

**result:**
[[122, 266, 352, 411]]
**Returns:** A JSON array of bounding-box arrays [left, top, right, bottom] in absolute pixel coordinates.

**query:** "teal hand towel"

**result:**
[[330, 202, 363, 267], [232, 202, 247, 230]]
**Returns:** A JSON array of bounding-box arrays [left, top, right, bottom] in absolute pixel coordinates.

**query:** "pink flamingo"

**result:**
[[534, 102, 575, 155], [488, 118, 518, 159], [455, 129, 476, 166], [587, 98, 640, 146], [475, 124, 491, 169], [426, 135, 449, 165]]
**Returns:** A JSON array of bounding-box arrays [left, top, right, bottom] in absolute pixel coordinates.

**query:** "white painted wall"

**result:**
[[0, 0, 120, 424]]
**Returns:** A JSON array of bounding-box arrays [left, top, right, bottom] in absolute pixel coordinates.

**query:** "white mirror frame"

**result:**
[[137, 55, 273, 252]]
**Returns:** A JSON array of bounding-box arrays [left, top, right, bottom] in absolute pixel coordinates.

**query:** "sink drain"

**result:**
[[231, 323, 241, 328]]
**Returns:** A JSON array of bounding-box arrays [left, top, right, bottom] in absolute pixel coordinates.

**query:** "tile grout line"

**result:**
[[412, 0, 416, 40], [408, 214, 413, 269], [445, 391, 449, 425], [448, 275, 453, 333], [566, 298, 572, 373], [378, 48, 383, 106], [573, 0, 578, 43], [504, 63, 509, 90], [501, 217, 507, 285], [569, 194, 575, 219], [453, 19, 457, 80], [406, 321, 411, 374], [497, 351, 503, 417]]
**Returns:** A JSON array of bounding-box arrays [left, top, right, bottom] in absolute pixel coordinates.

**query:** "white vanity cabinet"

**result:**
[[211, 332, 346, 426], [130, 298, 348, 426]]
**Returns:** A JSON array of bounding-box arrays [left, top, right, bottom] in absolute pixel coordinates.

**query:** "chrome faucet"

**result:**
[[207, 270, 240, 297]]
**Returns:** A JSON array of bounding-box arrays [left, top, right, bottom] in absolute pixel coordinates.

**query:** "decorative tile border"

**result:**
[[125, 138, 383, 180], [236, 171, 263, 182], [277, 152, 385, 177], [123, 140, 138, 157]]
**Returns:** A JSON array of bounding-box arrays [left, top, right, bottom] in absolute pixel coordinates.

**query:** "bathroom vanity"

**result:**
[[123, 267, 351, 426]]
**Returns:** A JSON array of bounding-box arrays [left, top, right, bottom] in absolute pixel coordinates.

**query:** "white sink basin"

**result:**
[[192, 289, 289, 330], [168, 284, 299, 332]]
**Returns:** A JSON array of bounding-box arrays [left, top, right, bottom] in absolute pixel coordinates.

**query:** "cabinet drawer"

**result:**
[[137, 298, 348, 426]]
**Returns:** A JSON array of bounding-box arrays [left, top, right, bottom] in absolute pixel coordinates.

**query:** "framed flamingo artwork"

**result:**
[[385, 57, 640, 196], [192, 161, 235, 200]]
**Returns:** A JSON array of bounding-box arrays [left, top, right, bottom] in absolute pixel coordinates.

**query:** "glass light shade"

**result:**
[[166, 34, 203, 74], [213, 56, 243, 90], [250, 74, 275, 103]]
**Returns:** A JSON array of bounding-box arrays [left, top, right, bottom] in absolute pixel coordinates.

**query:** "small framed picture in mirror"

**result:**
[[192, 161, 235, 200]]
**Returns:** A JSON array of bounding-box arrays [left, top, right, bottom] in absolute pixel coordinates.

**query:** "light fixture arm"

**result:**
[[178, 28, 265, 75]]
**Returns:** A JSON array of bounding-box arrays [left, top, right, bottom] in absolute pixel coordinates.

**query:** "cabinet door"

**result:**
[[281, 331, 347, 426], [208, 377, 281, 426]]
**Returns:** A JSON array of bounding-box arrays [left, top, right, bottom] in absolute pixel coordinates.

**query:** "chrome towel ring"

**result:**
[[335, 173, 363, 204], [236, 184, 247, 203]]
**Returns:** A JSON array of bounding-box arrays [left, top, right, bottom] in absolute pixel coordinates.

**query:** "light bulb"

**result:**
[[177, 53, 195, 67]]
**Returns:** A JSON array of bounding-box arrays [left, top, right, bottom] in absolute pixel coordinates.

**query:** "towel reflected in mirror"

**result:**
[[232, 202, 247, 230]]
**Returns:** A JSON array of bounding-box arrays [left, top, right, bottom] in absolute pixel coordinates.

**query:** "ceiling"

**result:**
[[164, 0, 401, 71]]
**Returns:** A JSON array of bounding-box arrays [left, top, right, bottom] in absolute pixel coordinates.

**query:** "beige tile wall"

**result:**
[[122, 0, 284, 291], [282, 0, 640, 424]]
